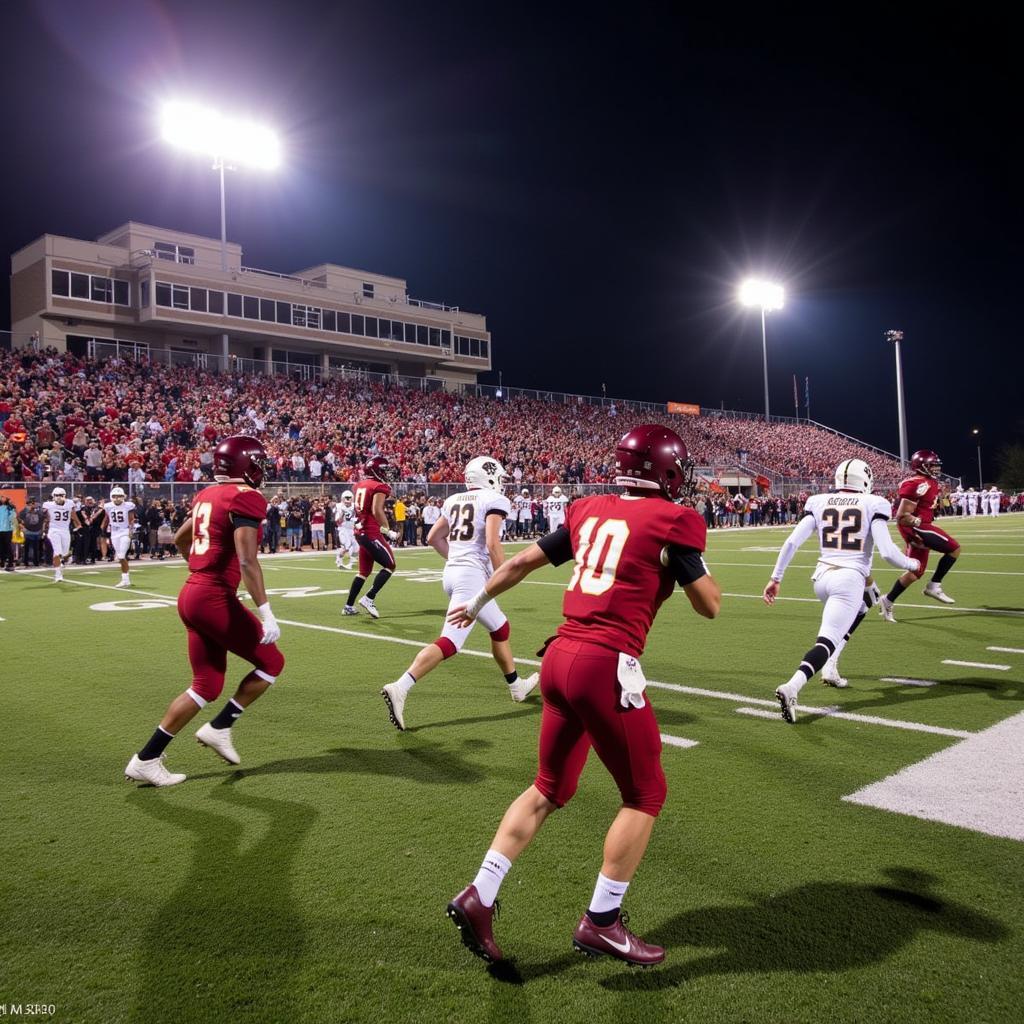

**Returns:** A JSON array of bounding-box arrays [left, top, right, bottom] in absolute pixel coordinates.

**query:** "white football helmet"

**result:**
[[110, 486, 126, 503], [341, 490, 354, 503], [551, 486, 562, 498], [834, 459, 873, 494], [521, 488, 530, 496], [52, 487, 67, 502], [465, 456, 507, 491]]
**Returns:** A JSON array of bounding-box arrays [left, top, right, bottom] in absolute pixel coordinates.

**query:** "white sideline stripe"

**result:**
[[711, 561, 1024, 576], [941, 659, 1011, 671], [720, 592, 1024, 617], [736, 707, 782, 722], [881, 677, 938, 688], [660, 734, 699, 749], [988, 647, 1024, 654], [843, 711, 1024, 841], [732, 702, 971, 738]]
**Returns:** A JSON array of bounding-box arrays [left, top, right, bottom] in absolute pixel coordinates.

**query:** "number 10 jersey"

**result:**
[[441, 488, 511, 573], [802, 492, 893, 577]]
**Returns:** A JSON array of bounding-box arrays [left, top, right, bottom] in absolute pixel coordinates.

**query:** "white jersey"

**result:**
[[442, 487, 511, 572], [335, 503, 357, 534], [802, 492, 894, 577], [43, 500, 75, 534], [545, 495, 569, 524], [103, 500, 135, 536]]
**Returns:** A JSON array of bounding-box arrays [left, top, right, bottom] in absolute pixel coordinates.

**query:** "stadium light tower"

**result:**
[[886, 330, 909, 467], [972, 428, 983, 488], [160, 100, 281, 272], [738, 279, 784, 419]]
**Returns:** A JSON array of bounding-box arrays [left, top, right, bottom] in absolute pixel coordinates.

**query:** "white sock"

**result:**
[[122, 573, 130, 582], [394, 671, 416, 696], [472, 848, 511, 907], [588, 872, 629, 916], [785, 670, 807, 694]]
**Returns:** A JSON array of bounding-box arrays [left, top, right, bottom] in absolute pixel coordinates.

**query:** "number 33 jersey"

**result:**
[[441, 488, 511, 573], [802, 492, 893, 577], [187, 483, 268, 590]]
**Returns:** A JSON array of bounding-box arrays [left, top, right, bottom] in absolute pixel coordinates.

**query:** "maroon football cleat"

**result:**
[[572, 911, 665, 967], [446, 885, 503, 963]]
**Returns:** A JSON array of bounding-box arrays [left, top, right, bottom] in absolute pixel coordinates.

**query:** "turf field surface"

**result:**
[[1, 514, 1022, 1024]]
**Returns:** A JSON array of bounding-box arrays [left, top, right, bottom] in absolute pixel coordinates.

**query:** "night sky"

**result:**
[[3, 3, 1020, 482]]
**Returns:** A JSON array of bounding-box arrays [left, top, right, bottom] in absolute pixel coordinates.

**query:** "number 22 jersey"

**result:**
[[802, 492, 893, 577]]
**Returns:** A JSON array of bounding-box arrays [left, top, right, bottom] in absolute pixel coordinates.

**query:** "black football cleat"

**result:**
[[447, 885, 503, 963], [572, 911, 665, 967]]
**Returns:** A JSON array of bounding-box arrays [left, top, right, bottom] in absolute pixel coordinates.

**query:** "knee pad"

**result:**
[[489, 620, 510, 643], [434, 637, 458, 659]]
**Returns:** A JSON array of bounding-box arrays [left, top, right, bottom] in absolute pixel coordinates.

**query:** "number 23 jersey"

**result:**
[[802, 492, 892, 577], [187, 483, 268, 590], [441, 488, 511, 572], [553, 494, 707, 658]]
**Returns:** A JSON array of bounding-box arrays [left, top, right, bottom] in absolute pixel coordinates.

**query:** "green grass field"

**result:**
[[2, 514, 1023, 1024]]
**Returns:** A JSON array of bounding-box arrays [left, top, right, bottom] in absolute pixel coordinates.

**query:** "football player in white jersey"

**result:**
[[545, 485, 568, 532], [988, 486, 1001, 516], [101, 486, 136, 588], [966, 487, 979, 516], [42, 487, 81, 582], [381, 457, 538, 730], [334, 490, 358, 570], [763, 459, 920, 722]]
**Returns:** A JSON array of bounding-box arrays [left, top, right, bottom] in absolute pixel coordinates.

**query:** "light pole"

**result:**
[[161, 101, 281, 361], [886, 330, 909, 468], [739, 279, 785, 419], [972, 428, 983, 487]]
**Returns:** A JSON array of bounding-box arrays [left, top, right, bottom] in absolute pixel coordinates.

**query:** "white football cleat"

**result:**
[[342, 605, 358, 616], [114, 579, 131, 589], [508, 672, 539, 702], [878, 596, 897, 623], [775, 684, 799, 724], [359, 596, 380, 619], [125, 753, 186, 787], [335, 552, 346, 568], [821, 661, 849, 688], [381, 683, 406, 730], [53, 573, 64, 583], [195, 722, 241, 765], [923, 582, 955, 605]]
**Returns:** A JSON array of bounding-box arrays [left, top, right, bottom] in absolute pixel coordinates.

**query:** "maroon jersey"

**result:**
[[353, 478, 391, 539], [186, 483, 268, 590], [555, 494, 707, 657], [898, 475, 940, 525]]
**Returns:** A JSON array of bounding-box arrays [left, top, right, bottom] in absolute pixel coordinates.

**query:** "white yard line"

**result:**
[[734, 704, 972, 738], [941, 659, 1011, 671], [988, 647, 1024, 655], [709, 561, 1024, 576], [880, 677, 938, 687], [720, 591, 1024, 617], [660, 734, 699, 749]]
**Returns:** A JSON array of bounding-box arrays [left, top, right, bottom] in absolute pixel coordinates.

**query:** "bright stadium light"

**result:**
[[160, 100, 281, 170], [738, 278, 785, 418]]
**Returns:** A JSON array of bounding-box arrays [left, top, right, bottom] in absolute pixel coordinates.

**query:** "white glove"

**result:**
[[909, 557, 921, 574], [258, 602, 281, 645], [866, 582, 882, 605], [463, 588, 493, 622], [384, 529, 399, 543]]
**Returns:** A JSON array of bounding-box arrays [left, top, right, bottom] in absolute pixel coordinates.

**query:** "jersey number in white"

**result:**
[[191, 502, 213, 555], [567, 517, 630, 596]]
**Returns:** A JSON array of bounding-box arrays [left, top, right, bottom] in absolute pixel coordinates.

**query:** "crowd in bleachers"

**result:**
[[1, 349, 916, 488]]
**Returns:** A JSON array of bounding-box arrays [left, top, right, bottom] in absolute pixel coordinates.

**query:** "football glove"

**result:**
[[384, 529, 400, 543], [258, 602, 281, 645]]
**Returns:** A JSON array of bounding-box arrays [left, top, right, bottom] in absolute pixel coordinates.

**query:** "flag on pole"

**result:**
[[793, 374, 799, 420], [804, 377, 811, 419]]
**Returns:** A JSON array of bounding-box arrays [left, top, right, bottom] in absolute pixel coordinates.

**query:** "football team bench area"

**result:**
[[1, 514, 1022, 1024]]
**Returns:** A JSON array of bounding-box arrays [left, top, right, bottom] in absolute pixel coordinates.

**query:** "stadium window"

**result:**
[[260, 298, 275, 322], [51, 270, 70, 297], [322, 309, 336, 332], [276, 301, 292, 325], [140, 279, 150, 308], [113, 279, 129, 306], [292, 305, 306, 328], [417, 325, 428, 346], [351, 314, 364, 336], [337, 311, 350, 334], [70, 273, 89, 299], [394, 320, 407, 341], [441, 329, 451, 348], [480, 339, 488, 358], [362, 282, 374, 298], [306, 306, 321, 330], [227, 292, 242, 317], [429, 327, 440, 346], [405, 322, 417, 344], [365, 316, 378, 338], [243, 295, 259, 319], [190, 287, 208, 313], [208, 290, 224, 314], [470, 338, 480, 357], [178, 246, 196, 265], [155, 282, 172, 307], [90, 277, 112, 303], [172, 285, 189, 310], [154, 242, 177, 262]]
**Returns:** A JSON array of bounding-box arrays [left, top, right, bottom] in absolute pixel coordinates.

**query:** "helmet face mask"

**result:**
[[366, 455, 397, 484], [110, 486, 126, 504], [52, 487, 66, 503], [551, 486, 562, 497], [341, 490, 354, 504]]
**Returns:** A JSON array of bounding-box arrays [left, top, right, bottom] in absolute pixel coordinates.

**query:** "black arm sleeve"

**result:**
[[230, 514, 262, 529], [871, 512, 889, 523], [667, 544, 708, 587], [537, 526, 573, 566]]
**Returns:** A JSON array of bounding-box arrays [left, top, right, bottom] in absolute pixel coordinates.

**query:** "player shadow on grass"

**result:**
[[404, 705, 539, 733], [599, 867, 1010, 992], [126, 787, 316, 1023], [835, 676, 1024, 715]]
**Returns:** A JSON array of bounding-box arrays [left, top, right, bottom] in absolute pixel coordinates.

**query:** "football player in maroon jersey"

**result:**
[[124, 436, 284, 787], [444, 425, 721, 967], [343, 454, 401, 619], [879, 448, 962, 621]]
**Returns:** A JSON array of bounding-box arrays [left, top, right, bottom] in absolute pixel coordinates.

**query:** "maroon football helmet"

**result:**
[[614, 425, 694, 500], [213, 435, 268, 487], [910, 449, 942, 478], [365, 454, 397, 483]]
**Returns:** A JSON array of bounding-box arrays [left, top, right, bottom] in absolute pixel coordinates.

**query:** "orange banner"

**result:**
[[667, 402, 700, 416]]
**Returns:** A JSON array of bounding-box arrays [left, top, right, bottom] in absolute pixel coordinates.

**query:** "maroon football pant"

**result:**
[[177, 582, 285, 703], [534, 637, 667, 817], [356, 534, 396, 577], [898, 522, 958, 575]]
